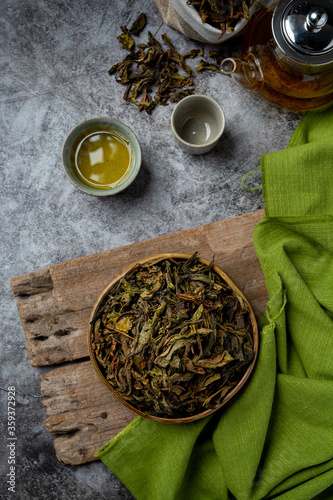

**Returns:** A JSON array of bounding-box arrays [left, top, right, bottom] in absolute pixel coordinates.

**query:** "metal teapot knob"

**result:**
[[306, 8, 328, 33]]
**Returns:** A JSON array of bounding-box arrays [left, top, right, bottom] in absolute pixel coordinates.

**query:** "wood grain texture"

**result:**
[[11, 209, 268, 465], [40, 361, 135, 465]]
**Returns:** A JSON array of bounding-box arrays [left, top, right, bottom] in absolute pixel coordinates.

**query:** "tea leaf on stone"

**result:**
[[129, 13, 146, 36], [117, 26, 135, 51], [196, 60, 222, 73], [109, 15, 199, 114]]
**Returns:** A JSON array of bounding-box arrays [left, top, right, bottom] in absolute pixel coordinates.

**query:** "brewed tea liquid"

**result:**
[[73, 130, 132, 189], [244, 7, 333, 112]]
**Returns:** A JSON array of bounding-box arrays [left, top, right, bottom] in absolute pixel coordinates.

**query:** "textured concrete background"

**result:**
[[1, 0, 301, 498]]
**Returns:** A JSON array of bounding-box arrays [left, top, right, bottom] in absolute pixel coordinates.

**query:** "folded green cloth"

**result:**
[[96, 107, 333, 500]]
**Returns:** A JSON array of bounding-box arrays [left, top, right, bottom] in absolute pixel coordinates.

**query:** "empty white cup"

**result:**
[[171, 95, 225, 155]]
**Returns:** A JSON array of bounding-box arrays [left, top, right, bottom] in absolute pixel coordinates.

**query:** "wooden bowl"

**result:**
[[88, 253, 259, 423]]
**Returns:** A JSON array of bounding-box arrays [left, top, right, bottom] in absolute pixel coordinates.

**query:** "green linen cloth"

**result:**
[[96, 107, 333, 500]]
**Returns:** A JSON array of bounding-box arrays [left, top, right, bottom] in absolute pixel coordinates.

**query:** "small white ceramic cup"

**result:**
[[171, 95, 225, 155]]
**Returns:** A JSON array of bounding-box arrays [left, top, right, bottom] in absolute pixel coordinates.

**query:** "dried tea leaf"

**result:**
[[187, 0, 254, 37], [129, 13, 146, 36], [117, 26, 135, 51], [196, 60, 222, 73], [161, 33, 193, 76], [109, 14, 201, 114]]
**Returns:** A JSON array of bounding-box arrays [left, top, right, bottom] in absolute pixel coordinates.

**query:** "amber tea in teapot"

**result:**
[[221, 0, 333, 112]]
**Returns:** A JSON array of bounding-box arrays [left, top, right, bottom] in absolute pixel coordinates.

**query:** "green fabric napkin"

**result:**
[[96, 107, 333, 500]]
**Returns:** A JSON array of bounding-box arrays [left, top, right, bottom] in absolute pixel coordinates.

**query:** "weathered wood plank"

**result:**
[[11, 268, 53, 296], [11, 210, 267, 367], [40, 361, 135, 465]]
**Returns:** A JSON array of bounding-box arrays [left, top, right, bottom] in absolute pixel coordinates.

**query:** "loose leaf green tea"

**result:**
[[196, 60, 222, 73], [187, 0, 254, 37], [117, 26, 135, 51], [109, 14, 200, 114], [129, 13, 146, 36], [196, 50, 229, 73], [91, 253, 256, 418]]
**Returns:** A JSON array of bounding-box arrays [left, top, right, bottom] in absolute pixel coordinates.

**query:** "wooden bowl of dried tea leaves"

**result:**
[[88, 252, 258, 423]]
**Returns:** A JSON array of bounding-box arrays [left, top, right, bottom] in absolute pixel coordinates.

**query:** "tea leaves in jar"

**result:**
[[187, 0, 254, 36]]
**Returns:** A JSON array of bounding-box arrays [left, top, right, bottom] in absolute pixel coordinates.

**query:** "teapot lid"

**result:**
[[272, 0, 333, 66]]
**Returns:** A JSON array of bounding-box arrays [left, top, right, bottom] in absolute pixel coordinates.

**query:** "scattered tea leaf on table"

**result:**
[[196, 60, 222, 73], [129, 13, 146, 36], [109, 15, 200, 114], [117, 26, 135, 51]]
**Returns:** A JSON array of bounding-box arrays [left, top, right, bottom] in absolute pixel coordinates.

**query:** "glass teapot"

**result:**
[[220, 0, 333, 112]]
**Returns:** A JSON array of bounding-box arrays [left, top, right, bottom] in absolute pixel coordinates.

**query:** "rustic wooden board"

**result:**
[[40, 360, 135, 465], [11, 209, 267, 465]]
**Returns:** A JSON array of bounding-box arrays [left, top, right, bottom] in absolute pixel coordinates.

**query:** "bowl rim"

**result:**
[[61, 117, 142, 197], [88, 252, 259, 423]]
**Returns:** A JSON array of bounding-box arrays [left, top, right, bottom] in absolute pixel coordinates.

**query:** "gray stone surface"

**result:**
[[0, 0, 301, 498]]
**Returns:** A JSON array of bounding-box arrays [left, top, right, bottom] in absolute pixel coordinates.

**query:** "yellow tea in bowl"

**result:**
[[73, 130, 132, 190], [62, 118, 141, 196]]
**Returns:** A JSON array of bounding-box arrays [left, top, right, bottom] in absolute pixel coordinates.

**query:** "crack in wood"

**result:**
[[54, 328, 73, 337]]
